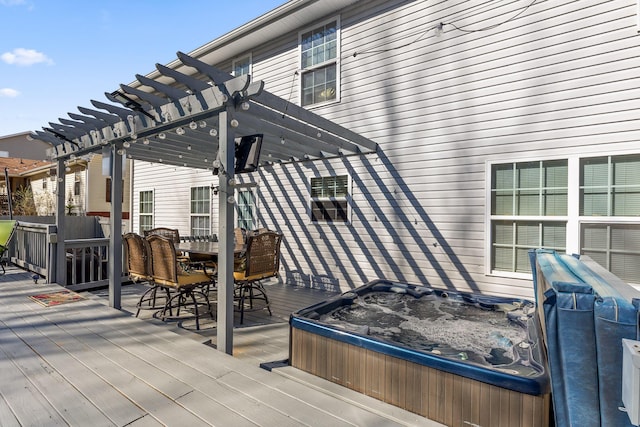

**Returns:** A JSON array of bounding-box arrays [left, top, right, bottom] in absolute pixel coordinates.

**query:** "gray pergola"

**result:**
[[31, 51, 377, 354]]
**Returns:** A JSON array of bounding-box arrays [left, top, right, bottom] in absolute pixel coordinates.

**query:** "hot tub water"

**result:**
[[318, 288, 539, 375]]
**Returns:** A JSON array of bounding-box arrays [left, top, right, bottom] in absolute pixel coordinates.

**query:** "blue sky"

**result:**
[[0, 0, 285, 137]]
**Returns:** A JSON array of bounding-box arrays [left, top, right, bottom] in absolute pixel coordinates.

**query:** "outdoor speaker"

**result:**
[[234, 134, 263, 174]]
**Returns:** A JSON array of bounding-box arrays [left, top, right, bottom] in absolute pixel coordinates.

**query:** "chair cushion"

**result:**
[[155, 270, 212, 289], [234, 271, 276, 282]]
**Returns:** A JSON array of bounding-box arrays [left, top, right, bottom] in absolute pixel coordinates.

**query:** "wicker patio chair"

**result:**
[[146, 234, 214, 330], [234, 227, 247, 246], [0, 220, 16, 275], [144, 227, 191, 264], [123, 233, 170, 317], [233, 230, 282, 324]]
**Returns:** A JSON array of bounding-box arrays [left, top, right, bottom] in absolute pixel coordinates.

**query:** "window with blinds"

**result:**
[[490, 160, 568, 273], [580, 155, 640, 283], [139, 190, 153, 234], [310, 175, 349, 223], [581, 224, 640, 284], [190, 186, 210, 236], [581, 155, 640, 216]]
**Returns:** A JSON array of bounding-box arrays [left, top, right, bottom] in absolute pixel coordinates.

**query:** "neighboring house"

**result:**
[[0, 132, 131, 219], [122, 0, 639, 298], [0, 131, 51, 160]]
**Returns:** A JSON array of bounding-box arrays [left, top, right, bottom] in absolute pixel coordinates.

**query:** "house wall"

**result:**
[[131, 163, 216, 235], [85, 154, 131, 218], [131, 0, 640, 298], [0, 132, 51, 160], [30, 173, 56, 216]]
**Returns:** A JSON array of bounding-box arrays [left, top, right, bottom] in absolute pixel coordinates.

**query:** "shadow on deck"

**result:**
[[88, 279, 340, 364]]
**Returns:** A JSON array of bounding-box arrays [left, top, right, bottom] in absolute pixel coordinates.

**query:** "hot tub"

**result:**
[[289, 280, 550, 427]]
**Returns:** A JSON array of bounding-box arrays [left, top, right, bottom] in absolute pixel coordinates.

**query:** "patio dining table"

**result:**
[[177, 241, 244, 257]]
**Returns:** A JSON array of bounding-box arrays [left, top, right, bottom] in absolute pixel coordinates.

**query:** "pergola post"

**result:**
[[55, 158, 66, 285], [108, 146, 123, 309], [217, 108, 236, 355]]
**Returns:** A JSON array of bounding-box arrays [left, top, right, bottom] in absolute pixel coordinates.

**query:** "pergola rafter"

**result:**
[[29, 51, 377, 355]]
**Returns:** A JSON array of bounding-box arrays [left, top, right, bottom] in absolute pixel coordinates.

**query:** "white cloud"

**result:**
[[0, 88, 20, 98], [1, 48, 53, 66]]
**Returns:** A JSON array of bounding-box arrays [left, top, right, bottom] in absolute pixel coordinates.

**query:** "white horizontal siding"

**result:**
[[132, 0, 640, 297], [131, 162, 217, 236]]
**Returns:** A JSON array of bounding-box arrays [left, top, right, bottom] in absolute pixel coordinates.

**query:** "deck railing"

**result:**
[[7, 220, 121, 290], [10, 221, 55, 279]]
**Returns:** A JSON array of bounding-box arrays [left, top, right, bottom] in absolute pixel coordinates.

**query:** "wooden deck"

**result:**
[[0, 266, 443, 426]]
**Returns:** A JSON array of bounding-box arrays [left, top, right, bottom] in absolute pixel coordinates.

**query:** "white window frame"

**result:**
[[235, 184, 259, 230], [232, 53, 252, 77], [298, 16, 340, 107], [138, 189, 154, 234], [309, 173, 352, 224], [486, 158, 569, 278], [486, 150, 640, 280], [190, 186, 211, 236]]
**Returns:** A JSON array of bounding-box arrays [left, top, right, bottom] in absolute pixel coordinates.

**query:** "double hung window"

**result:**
[[300, 19, 339, 106], [139, 190, 153, 234], [190, 186, 210, 236], [580, 155, 640, 283], [489, 154, 640, 283], [490, 160, 568, 273], [310, 175, 350, 223]]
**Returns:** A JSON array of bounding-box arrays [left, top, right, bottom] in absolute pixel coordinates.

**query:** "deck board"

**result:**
[[0, 267, 443, 427]]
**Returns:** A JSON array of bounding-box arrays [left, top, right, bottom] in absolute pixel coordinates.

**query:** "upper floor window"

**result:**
[[233, 54, 252, 77], [300, 19, 339, 107], [310, 175, 350, 223]]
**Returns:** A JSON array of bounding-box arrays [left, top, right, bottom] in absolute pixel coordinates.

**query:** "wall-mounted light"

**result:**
[[241, 102, 250, 111], [143, 138, 150, 145], [209, 129, 218, 137], [158, 133, 166, 140], [230, 119, 239, 128], [176, 127, 185, 135], [189, 121, 198, 130], [123, 141, 131, 148]]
